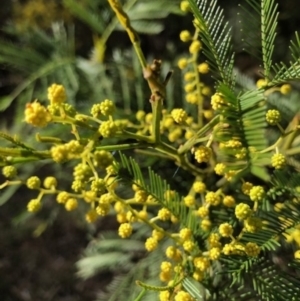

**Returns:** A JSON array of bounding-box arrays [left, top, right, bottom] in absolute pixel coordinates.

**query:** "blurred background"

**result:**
[[0, 0, 300, 300]]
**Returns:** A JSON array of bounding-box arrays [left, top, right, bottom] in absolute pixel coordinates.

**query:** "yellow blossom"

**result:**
[[47, 84, 67, 105], [24, 101, 51, 127]]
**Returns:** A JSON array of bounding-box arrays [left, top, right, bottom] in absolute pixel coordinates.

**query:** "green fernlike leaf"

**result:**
[[0, 58, 74, 111], [215, 84, 270, 181], [271, 32, 300, 85], [241, 0, 279, 79], [220, 256, 300, 300], [116, 152, 201, 233], [187, 0, 235, 89], [76, 252, 133, 279], [62, 0, 106, 34], [240, 0, 300, 86], [183, 277, 210, 300]]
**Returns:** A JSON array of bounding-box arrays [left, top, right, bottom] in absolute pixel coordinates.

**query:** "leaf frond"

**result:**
[[62, 0, 106, 34], [215, 85, 269, 180], [116, 152, 200, 233], [241, 0, 279, 79], [187, 0, 235, 89], [221, 256, 300, 300]]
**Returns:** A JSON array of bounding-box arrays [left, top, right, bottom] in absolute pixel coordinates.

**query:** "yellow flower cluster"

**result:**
[[91, 99, 115, 117], [280, 84, 291, 95], [214, 163, 226, 175], [223, 195, 235, 207], [249, 186, 265, 202], [85, 210, 98, 223], [271, 153, 286, 169], [211, 93, 227, 110], [171, 108, 188, 124], [205, 191, 221, 206], [27, 199, 42, 213], [6, 12, 298, 296], [24, 101, 52, 127], [242, 182, 253, 195], [50, 140, 83, 163], [43, 177, 57, 189], [266, 109, 281, 125], [2, 166, 17, 178], [98, 120, 118, 138], [198, 62, 209, 74], [194, 145, 212, 163], [219, 223, 233, 237], [65, 198, 78, 211], [256, 78, 268, 88], [193, 181, 206, 193], [48, 84, 67, 105], [179, 30, 191, 42], [26, 176, 41, 189], [235, 203, 252, 220], [118, 223, 133, 238]]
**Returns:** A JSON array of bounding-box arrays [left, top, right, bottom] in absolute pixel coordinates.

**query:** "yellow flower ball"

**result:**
[[219, 223, 233, 237], [118, 223, 133, 238], [179, 228, 192, 240], [266, 109, 281, 125], [223, 195, 236, 207], [85, 210, 98, 223], [184, 195, 196, 207], [47, 84, 67, 105], [180, 1, 190, 12], [179, 30, 192, 42], [185, 93, 199, 104], [249, 185, 265, 202], [256, 78, 268, 88], [280, 84, 291, 95], [175, 291, 193, 301], [2, 165, 17, 178], [27, 199, 42, 213], [193, 181, 206, 193], [189, 40, 202, 54], [198, 62, 209, 74], [145, 237, 158, 251], [184, 72, 195, 81], [171, 108, 188, 124], [178, 58, 188, 69], [294, 250, 300, 259], [159, 290, 170, 301], [24, 101, 51, 127], [65, 198, 78, 211], [271, 153, 286, 169]]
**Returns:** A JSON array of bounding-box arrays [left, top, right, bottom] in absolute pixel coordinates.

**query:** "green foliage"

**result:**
[[77, 229, 165, 301], [116, 152, 200, 232], [240, 0, 279, 78], [187, 0, 235, 88], [2, 0, 300, 300], [63, 0, 182, 35], [0, 24, 77, 111], [271, 32, 300, 84]]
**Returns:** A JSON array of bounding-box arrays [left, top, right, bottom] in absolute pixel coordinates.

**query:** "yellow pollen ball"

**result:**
[[178, 58, 188, 69], [24, 101, 52, 127], [65, 198, 78, 211], [179, 30, 192, 42], [47, 84, 67, 105], [280, 84, 292, 95], [145, 237, 158, 251], [180, 1, 190, 12], [198, 62, 209, 74], [189, 40, 202, 54]]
